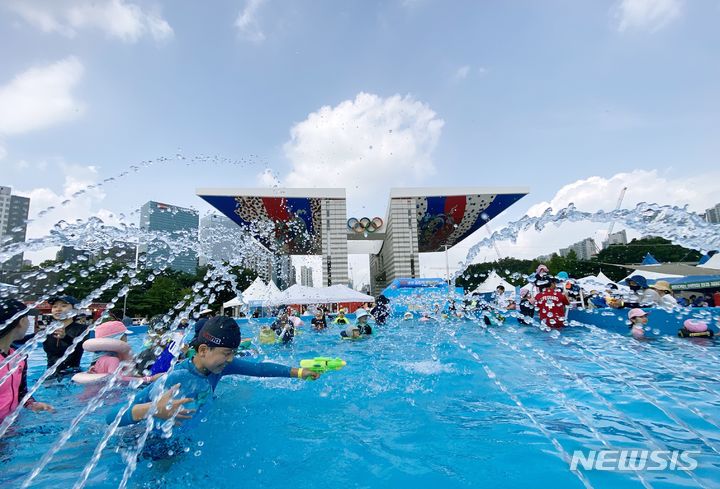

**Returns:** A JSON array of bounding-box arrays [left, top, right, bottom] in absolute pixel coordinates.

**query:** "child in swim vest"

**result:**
[[333, 310, 350, 325], [627, 308, 648, 339], [107, 316, 321, 456], [1, 299, 54, 421], [354, 308, 372, 335], [83, 321, 161, 383], [678, 319, 714, 338]]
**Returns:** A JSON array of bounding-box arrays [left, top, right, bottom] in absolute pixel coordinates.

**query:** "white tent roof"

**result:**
[[265, 280, 283, 302], [596, 271, 612, 283], [222, 296, 244, 308], [471, 270, 516, 294], [269, 284, 374, 305], [241, 277, 269, 305], [222, 278, 287, 308], [623, 269, 683, 282], [325, 284, 374, 303], [704, 254, 720, 270]]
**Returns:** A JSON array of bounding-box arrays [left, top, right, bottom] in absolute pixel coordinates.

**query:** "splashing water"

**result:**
[[1, 158, 719, 488]]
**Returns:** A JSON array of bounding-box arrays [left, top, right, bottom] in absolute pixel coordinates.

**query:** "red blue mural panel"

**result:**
[[198, 195, 322, 254]]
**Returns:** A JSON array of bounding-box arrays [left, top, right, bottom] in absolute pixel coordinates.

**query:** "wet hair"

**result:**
[[0, 318, 23, 341], [496, 285, 505, 292]]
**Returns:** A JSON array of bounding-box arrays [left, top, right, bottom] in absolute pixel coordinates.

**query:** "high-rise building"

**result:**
[[300, 265, 314, 287], [199, 213, 238, 265], [559, 237, 598, 261], [705, 204, 720, 224], [271, 255, 295, 290], [602, 230, 628, 248], [0, 186, 30, 272], [140, 201, 199, 275], [56, 246, 90, 263], [199, 213, 276, 281]]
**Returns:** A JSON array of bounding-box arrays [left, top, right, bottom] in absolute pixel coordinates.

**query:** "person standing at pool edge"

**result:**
[[108, 316, 320, 431]]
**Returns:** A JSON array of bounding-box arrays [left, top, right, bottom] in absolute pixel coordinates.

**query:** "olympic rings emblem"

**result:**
[[347, 217, 383, 233]]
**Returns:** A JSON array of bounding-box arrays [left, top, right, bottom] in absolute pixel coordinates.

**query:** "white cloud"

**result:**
[[281, 92, 444, 215], [419, 169, 720, 278], [235, 0, 267, 43], [615, 0, 683, 32], [16, 163, 119, 263], [454, 65, 470, 80], [257, 168, 281, 187], [0, 144, 6, 161], [5, 0, 173, 43], [0, 57, 84, 136]]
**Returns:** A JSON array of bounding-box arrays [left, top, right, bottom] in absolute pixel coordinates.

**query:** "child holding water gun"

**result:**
[[107, 316, 322, 459], [107, 316, 320, 456]]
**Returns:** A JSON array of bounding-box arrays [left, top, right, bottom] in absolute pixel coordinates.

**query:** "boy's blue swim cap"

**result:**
[[198, 316, 241, 349]]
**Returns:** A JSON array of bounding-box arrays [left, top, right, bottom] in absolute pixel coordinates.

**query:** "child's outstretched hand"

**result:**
[[155, 384, 195, 425], [29, 402, 54, 413]]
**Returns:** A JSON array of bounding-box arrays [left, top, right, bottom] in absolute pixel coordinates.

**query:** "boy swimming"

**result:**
[[107, 316, 320, 455]]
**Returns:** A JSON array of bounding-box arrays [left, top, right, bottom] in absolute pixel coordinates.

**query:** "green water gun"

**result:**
[[299, 357, 347, 374]]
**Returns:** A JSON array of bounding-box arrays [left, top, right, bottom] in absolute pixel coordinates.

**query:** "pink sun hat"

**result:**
[[95, 320, 133, 339], [627, 308, 648, 320]]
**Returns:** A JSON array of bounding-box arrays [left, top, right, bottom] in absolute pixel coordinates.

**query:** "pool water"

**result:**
[[2, 314, 719, 488]]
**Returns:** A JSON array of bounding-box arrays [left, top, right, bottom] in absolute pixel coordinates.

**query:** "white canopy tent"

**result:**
[[222, 296, 244, 309], [265, 280, 283, 304], [704, 254, 720, 271], [470, 271, 516, 295], [240, 277, 269, 306], [222, 277, 266, 310], [325, 284, 375, 303], [577, 273, 610, 292], [269, 284, 374, 306], [622, 269, 682, 282]]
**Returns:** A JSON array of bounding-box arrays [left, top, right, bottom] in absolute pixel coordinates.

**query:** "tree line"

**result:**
[[456, 236, 702, 291]]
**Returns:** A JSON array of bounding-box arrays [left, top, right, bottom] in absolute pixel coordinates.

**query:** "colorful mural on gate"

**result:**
[[198, 195, 322, 254], [199, 191, 527, 255], [414, 193, 526, 252]]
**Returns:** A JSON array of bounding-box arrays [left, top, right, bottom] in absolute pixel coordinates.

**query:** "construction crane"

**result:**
[[607, 186, 628, 237], [590, 186, 628, 256]]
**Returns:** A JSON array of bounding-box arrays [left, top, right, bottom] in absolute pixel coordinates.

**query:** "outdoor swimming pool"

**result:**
[[2, 313, 719, 488]]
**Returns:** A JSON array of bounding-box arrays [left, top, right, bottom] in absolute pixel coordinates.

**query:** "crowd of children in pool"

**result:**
[[0, 263, 716, 455]]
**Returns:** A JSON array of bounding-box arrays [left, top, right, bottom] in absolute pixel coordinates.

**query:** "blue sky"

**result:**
[[1, 0, 718, 285]]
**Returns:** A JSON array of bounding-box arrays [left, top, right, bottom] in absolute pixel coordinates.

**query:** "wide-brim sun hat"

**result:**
[[651, 280, 672, 292], [355, 308, 370, 319], [95, 320, 134, 339], [627, 275, 648, 289]]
